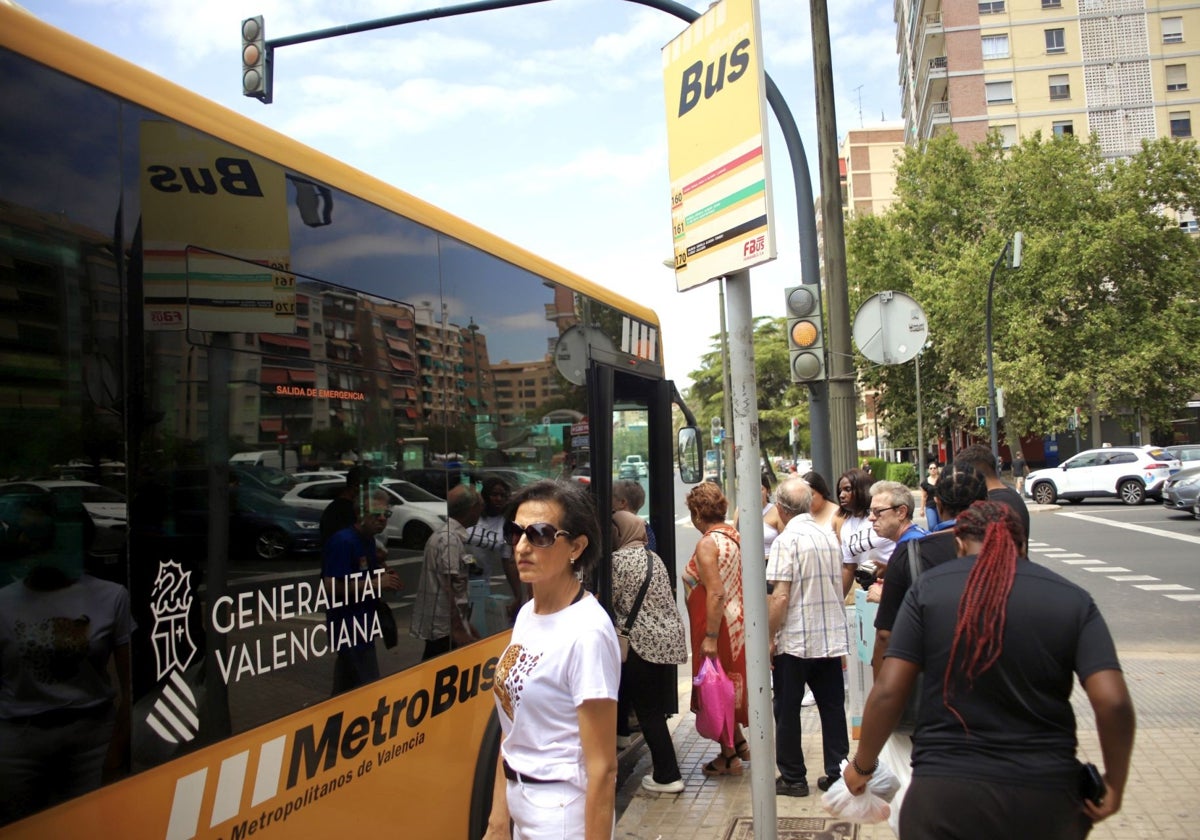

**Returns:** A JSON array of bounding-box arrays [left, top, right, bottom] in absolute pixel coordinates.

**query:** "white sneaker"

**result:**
[[641, 776, 684, 794], [802, 688, 816, 707]]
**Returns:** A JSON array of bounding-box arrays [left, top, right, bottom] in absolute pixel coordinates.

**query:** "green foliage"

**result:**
[[684, 315, 812, 459], [886, 461, 919, 488], [864, 457, 888, 482], [846, 131, 1200, 442]]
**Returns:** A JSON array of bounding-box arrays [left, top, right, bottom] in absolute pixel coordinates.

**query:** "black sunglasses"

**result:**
[[504, 521, 570, 548]]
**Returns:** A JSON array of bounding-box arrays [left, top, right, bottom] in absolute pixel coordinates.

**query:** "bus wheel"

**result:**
[[468, 709, 502, 839]]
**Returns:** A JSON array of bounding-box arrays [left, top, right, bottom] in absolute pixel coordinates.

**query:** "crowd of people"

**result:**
[[314, 442, 1134, 840]]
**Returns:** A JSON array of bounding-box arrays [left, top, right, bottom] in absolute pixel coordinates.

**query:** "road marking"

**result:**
[[1044, 552, 1086, 558], [1062, 559, 1104, 565], [1055, 511, 1200, 546], [1084, 566, 1131, 573], [1166, 594, 1200, 602], [1109, 575, 1160, 582], [1133, 584, 1194, 591]]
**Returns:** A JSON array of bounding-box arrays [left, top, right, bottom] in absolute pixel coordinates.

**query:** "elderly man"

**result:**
[[766, 476, 850, 797], [411, 484, 483, 661], [866, 480, 927, 677]]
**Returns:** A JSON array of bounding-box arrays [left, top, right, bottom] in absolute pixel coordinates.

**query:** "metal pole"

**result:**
[[719, 278, 735, 493], [986, 241, 1010, 465], [810, 0, 858, 481], [915, 351, 925, 478], [724, 270, 776, 838]]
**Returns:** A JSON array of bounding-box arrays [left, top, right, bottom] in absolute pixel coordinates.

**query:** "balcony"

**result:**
[[927, 56, 948, 79], [923, 12, 943, 36]]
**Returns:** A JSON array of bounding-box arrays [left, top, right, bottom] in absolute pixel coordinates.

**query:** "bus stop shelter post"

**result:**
[[725, 269, 777, 838]]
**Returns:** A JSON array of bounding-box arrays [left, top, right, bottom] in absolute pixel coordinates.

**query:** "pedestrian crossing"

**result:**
[[1028, 541, 1199, 603]]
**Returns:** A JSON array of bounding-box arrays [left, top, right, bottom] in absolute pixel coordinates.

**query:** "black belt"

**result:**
[[502, 760, 554, 785]]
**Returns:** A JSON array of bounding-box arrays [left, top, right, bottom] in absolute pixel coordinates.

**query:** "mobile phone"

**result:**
[[1079, 762, 1106, 806]]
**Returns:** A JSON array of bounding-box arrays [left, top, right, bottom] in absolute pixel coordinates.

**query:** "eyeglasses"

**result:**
[[504, 521, 571, 548], [367, 509, 392, 520], [868, 505, 900, 518]]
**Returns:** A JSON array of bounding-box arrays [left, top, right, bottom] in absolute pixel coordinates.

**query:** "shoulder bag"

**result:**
[[617, 551, 653, 662]]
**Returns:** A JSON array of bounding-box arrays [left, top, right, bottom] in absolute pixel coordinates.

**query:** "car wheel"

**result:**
[[402, 521, 433, 550], [1118, 480, 1146, 506], [255, 528, 289, 560], [1032, 482, 1057, 505]]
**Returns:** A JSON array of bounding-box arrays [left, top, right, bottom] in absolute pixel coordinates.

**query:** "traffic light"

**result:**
[[242, 16, 272, 103], [785, 285, 825, 383], [975, 406, 988, 428]]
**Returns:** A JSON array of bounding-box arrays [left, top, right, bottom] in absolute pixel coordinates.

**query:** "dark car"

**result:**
[[147, 469, 320, 561], [617, 462, 639, 480]]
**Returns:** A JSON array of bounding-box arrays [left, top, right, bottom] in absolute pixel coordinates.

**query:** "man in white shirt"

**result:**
[[411, 485, 482, 660], [767, 476, 850, 798]]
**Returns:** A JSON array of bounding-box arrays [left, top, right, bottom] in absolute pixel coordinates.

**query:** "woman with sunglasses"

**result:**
[[682, 481, 749, 776], [844, 501, 1134, 838], [920, 463, 942, 530], [485, 480, 620, 840]]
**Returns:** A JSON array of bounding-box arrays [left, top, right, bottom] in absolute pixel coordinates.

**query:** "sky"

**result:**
[[21, 0, 903, 387]]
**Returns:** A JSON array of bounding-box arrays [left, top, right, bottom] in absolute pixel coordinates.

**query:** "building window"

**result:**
[[1045, 28, 1065, 54], [1171, 110, 1192, 138], [986, 80, 1014, 104], [997, 124, 1018, 147], [1180, 219, 1199, 234], [1052, 120, 1074, 137], [982, 34, 1010, 59], [1163, 17, 1183, 44], [979, 1, 1005, 14], [1049, 73, 1071, 100], [1042, 0, 1062, 7], [1167, 64, 1188, 92]]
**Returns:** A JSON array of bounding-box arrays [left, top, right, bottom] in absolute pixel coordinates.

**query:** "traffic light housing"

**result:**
[[242, 16, 272, 103], [785, 285, 825, 383], [975, 406, 988, 428]]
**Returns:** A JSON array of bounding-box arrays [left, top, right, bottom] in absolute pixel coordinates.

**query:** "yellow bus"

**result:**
[[0, 7, 701, 837]]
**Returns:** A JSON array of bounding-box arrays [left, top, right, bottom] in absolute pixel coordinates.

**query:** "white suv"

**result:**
[[1024, 446, 1182, 506]]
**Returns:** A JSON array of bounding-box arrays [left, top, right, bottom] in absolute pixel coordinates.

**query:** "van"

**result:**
[[229, 450, 298, 473], [623, 454, 647, 478]]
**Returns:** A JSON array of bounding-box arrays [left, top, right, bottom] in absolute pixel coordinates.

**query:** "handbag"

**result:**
[[617, 551, 653, 662], [894, 538, 925, 735], [376, 598, 398, 649], [693, 657, 735, 748]]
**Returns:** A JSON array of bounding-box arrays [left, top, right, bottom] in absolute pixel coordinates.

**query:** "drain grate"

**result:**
[[723, 816, 858, 840]]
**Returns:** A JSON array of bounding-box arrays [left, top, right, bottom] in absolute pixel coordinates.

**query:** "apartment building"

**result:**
[[896, 0, 1200, 156], [839, 125, 907, 218]]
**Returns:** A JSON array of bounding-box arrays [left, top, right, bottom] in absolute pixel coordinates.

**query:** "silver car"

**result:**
[[1162, 465, 1200, 514]]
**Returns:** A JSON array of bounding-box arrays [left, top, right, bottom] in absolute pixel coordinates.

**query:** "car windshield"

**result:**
[[70, 485, 126, 504]]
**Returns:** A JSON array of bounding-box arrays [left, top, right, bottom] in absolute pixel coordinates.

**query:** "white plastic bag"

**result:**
[[819, 758, 901, 824]]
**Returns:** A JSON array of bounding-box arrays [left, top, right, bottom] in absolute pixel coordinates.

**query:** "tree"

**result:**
[[846, 132, 1200, 445], [685, 315, 813, 461]]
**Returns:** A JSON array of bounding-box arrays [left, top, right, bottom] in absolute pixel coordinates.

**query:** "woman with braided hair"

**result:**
[[845, 501, 1135, 839]]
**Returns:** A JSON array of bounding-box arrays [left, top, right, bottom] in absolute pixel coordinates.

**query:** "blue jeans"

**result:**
[[772, 654, 848, 784]]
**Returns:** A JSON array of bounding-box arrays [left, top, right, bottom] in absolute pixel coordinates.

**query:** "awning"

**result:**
[[260, 418, 283, 432], [259, 333, 309, 350], [260, 368, 288, 385], [289, 369, 316, 383], [857, 436, 876, 452]]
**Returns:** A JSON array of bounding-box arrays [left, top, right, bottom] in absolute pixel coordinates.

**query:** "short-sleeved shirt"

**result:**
[[766, 514, 848, 659], [0, 574, 133, 717], [494, 594, 620, 786], [411, 518, 471, 641], [322, 526, 380, 651], [840, 513, 895, 569], [887, 556, 1121, 789]]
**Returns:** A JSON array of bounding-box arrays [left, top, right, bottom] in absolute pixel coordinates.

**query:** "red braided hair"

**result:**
[[943, 501, 1024, 730]]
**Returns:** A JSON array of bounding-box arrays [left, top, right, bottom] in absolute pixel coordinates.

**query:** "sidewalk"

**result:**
[[615, 652, 1200, 839], [614, 506, 1200, 839]]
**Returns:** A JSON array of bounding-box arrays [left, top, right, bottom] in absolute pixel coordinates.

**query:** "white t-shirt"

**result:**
[[839, 513, 895, 568], [464, 513, 511, 582], [493, 592, 620, 786], [0, 574, 133, 717]]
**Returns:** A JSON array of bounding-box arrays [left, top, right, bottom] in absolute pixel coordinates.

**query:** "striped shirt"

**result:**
[[766, 513, 849, 659]]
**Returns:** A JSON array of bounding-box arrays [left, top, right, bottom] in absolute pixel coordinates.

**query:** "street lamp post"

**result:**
[[986, 232, 1023, 465]]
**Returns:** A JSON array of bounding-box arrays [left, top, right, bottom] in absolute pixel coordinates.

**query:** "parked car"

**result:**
[[617, 462, 639, 480], [1162, 465, 1200, 514], [164, 481, 321, 561], [623, 454, 648, 478], [1165, 444, 1200, 471], [0, 479, 127, 557], [290, 470, 348, 484], [230, 464, 294, 497], [282, 478, 447, 549], [1023, 445, 1182, 506]]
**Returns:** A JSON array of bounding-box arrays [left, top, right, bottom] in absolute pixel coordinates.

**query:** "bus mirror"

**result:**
[[678, 426, 702, 484]]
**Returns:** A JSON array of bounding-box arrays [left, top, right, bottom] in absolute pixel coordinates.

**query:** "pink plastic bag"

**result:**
[[693, 657, 735, 748]]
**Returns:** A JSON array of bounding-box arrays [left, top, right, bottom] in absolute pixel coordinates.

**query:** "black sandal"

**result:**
[[734, 738, 751, 761], [702, 754, 743, 777]]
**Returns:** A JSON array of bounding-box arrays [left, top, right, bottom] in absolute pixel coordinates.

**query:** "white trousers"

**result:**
[[507, 777, 605, 840]]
